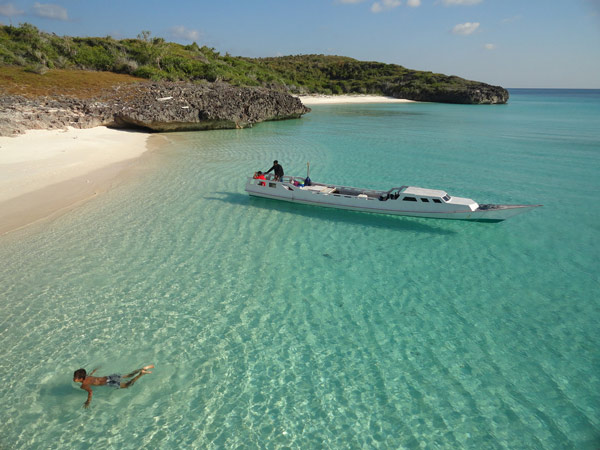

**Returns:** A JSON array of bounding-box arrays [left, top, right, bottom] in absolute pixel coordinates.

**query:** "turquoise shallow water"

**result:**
[[1, 89, 599, 448]]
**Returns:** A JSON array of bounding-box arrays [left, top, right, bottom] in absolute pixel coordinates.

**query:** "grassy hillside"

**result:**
[[0, 66, 143, 98], [0, 24, 506, 102]]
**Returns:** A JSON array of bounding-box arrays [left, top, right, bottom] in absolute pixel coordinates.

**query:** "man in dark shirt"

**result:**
[[265, 160, 284, 181]]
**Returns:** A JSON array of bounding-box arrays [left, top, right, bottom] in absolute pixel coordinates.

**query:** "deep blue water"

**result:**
[[0, 90, 599, 448]]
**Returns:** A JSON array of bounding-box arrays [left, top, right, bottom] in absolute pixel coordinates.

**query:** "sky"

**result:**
[[1, 0, 599, 88]]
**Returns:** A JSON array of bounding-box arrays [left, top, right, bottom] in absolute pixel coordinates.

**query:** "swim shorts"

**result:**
[[106, 374, 123, 388]]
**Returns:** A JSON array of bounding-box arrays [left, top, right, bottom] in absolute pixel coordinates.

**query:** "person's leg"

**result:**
[[122, 369, 140, 379], [122, 364, 154, 379], [120, 367, 152, 389]]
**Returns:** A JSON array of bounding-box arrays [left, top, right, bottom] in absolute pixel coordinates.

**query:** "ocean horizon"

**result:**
[[1, 89, 598, 449]]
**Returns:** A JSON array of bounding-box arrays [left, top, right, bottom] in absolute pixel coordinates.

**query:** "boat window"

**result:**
[[433, 199, 442, 203], [269, 183, 276, 188], [402, 197, 417, 202], [420, 198, 429, 202], [443, 195, 451, 201]]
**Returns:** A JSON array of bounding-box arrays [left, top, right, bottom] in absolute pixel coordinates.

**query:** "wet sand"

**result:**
[[0, 127, 151, 235]]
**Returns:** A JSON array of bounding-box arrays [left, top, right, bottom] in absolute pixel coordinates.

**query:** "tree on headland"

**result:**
[[0, 23, 508, 103]]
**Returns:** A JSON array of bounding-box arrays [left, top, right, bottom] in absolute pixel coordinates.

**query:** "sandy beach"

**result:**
[[0, 126, 150, 235], [297, 94, 415, 105], [0, 95, 409, 235]]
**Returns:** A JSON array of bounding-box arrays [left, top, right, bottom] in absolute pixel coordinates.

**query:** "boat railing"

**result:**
[[253, 174, 406, 199], [261, 174, 301, 184], [378, 186, 408, 201]]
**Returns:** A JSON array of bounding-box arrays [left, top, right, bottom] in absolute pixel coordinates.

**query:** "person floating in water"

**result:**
[[73, 364, 154, 408], [265, 160, 284, 181]]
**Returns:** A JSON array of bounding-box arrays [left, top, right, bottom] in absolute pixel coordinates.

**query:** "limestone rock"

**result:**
[[110, 82, 310, 132], [386, 81, 509, 104], [0, 81, 311, 136]]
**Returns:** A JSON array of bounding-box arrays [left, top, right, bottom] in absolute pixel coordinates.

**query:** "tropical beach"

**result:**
[[0, 95, 415, 235], [2, 90, 599, 449], [298, 95, 415, 105], [1, 1, 600, 449]]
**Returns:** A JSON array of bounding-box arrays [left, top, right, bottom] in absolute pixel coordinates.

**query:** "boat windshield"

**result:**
[[443, 195, 451, 202]]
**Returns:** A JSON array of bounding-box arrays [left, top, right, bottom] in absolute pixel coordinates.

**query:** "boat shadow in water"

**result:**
[[208, 192, 458, 235]]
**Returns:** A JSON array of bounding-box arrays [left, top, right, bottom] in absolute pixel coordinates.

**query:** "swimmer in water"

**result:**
[[73, 364, 154, 408]]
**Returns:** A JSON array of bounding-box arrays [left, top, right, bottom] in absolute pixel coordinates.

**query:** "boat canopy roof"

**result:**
[[402, 186, 448, 198]]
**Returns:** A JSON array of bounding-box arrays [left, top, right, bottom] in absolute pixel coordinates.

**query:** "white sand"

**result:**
[[297, 95, 415, 105], [0, 126, 150, 234]]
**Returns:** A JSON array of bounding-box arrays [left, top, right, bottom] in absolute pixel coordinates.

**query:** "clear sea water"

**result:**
[[1, 89, 599, 449]]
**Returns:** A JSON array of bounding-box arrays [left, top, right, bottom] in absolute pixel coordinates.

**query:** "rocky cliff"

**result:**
[[0, 82, 311, 136], [383, 78, 509, 104], [112, 82, 310, 132]]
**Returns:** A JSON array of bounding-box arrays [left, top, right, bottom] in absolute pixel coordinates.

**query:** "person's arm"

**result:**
[[89, 367, 99, 376], [264, 165, 274, 174], [81, 385, 93, 408]]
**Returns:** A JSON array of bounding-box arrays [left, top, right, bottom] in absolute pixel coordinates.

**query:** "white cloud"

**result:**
[[484, 43, 496, 50], [442, 0, 482, 5], [33, 2, 68, 21], [452, 22, 480, 35], [407, 0, 421, 6], [501, 15, 522, 24], [0, 3, 24, 17], [169, 25, 200, 42], [371, 0, 401, 13]]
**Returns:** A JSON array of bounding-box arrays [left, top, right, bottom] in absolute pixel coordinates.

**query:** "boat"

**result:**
[[245, 174, 541, 222]]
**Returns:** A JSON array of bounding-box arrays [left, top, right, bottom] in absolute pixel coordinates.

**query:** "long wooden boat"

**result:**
[[245, 174, 541, 222]]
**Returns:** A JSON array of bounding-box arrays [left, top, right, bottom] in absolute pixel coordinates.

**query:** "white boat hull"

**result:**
[[245, 176, 540, 222]]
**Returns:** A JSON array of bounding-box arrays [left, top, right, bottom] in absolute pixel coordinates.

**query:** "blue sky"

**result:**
[[1, 0, 599, 88]]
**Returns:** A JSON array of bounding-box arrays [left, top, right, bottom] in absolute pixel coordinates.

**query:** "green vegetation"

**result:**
[[0, 23, 498, 99]]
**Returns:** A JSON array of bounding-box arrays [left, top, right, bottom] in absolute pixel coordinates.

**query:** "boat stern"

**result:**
[[245, 176, 296, 200]]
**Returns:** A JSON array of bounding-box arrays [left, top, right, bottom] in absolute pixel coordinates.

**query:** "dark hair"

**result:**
[[273, 160, 278, 164], [257, 171, 262, 174], [74, 368, 86, 380]]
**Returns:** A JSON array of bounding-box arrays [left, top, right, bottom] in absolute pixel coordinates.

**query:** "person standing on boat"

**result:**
[[265, 160, 284, 181]]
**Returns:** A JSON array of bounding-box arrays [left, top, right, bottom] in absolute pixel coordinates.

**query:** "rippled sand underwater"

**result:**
[[1, 89, 599, 448]]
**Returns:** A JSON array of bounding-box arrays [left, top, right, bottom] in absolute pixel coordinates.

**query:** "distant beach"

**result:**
[[297, 94, 415, 105], [0, 126, 150, 235]]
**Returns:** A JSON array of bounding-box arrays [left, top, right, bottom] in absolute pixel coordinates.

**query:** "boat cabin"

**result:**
[[381, 186, 478, 211]]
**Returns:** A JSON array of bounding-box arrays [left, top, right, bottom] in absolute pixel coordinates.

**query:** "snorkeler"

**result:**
[[73, 364, 154, 408]]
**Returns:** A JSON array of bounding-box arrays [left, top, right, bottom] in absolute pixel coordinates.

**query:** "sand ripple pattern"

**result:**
[[1, 96, 599, 448]]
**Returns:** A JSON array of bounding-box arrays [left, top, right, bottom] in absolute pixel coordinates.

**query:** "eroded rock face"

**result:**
[[0, 95, 109, 136], [0, 81, 311, 136], [111, 82, 311, 132], [386, 82, 509, 104]]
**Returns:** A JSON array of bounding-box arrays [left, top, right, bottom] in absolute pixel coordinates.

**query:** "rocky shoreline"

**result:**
[[384, 80, 509, 104], [0, 82, 311, 136]]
